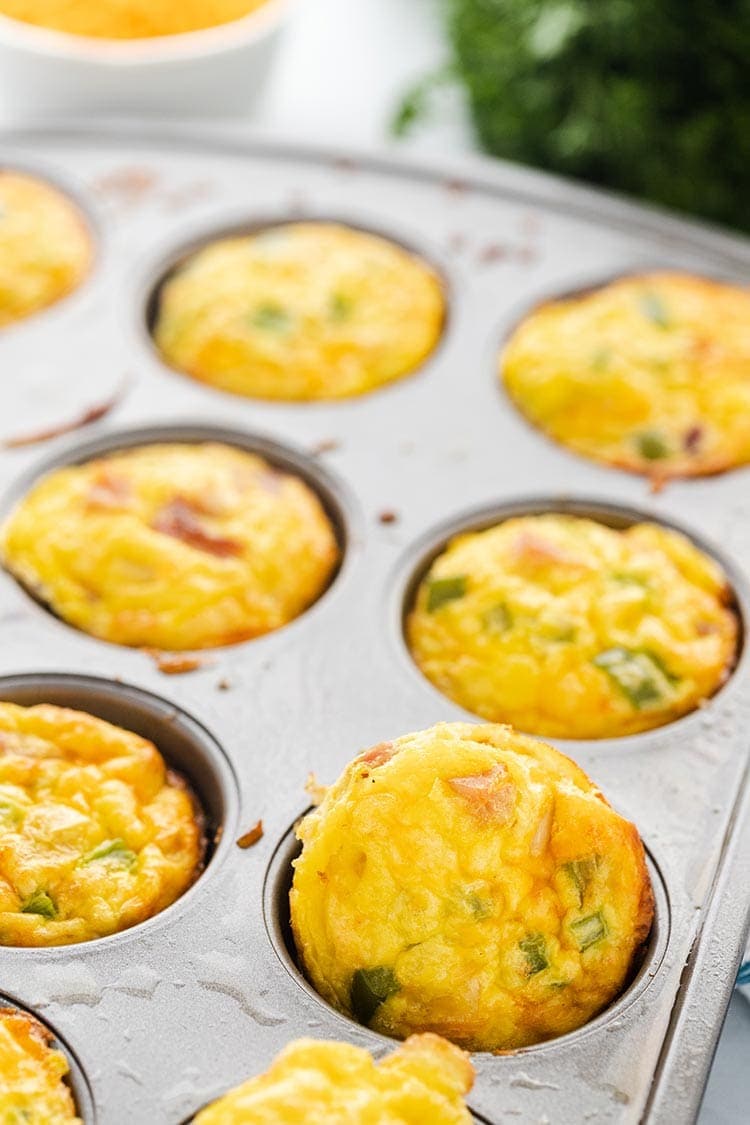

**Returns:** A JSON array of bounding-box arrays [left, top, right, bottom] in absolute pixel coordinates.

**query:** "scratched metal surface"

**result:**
[[1, 122, 750, 1125]]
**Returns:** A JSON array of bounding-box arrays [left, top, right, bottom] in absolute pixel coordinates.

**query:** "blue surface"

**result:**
[[700, 994, 750, 1123]]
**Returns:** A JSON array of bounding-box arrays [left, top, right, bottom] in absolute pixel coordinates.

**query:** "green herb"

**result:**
[[611, 571, 649, 588], [542, 621, 577, 643], [392, 67, 455, 136], [520, 934, 549, 975], [0, 799, 22, 825], [249, 304, 291, 332], [593, 647, 671, 708], [426, 575, 468, 612], [645, 649, 680, 684], [21, 891, 56, 919], [638, 292, 671, 328], [350, 967, 400, 1025], [82, 839, 137, 869], [635, 431, 671, 461], [466, 892, 493, 920], [592, 347, 612, 372], [571, 911, 608, 951], [394, 1, 750, 233], [482, 602, 513, 632], [563, 857, 599, 906], [329, 292, 354, 322]]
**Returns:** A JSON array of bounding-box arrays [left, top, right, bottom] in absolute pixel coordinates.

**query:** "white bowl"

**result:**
[[0, 0, 291, 117]]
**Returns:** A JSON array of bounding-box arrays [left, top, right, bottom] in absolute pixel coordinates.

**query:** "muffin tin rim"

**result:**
[[389, 492, 749, 749]]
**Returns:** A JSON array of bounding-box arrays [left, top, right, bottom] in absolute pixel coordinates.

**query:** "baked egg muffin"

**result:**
[[0, 0, 269, 38], [291, 723, 654, 1051], [0, 1007, 80, 1123], [407, 514, 737, 739], [0, 701, 203, 946], [194, 1034, 474, 1124], [0, 442, 339, 651], [0, 170, 92, 328], [501, 272, 750, 479], [152, 222, 445, 400]]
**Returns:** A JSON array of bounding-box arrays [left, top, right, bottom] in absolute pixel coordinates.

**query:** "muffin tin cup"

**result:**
[[263, 818, 671, 1053], [0, 992, 96, 1122], [140, 209, 454, 401], [392, 494, 749, 750], [0, 672, 239, 956], [0, 121, 749, 1123], [0, 160, 122, 454], [0, 157, 102, 327], [0, 420, 357, 650]]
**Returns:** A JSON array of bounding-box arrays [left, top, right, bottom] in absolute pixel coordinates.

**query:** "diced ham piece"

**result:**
[[86, 471, 132, 510], [448, 764, 516, 823], [151, 498, 242, 558], [359, 741, 395, 768], [512, 531, 587, 570], [684, 425, 704, 453], [530, 806, 553, 855]]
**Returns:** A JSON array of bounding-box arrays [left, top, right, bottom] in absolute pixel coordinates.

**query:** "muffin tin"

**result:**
[[1, 121, 750, 1124]]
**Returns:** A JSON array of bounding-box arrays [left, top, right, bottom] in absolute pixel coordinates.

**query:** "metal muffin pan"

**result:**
[[1, 122, 749, 1124]]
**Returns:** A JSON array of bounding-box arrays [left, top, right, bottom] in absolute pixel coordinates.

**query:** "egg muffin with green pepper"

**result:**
[[0, 701, 204, 946], [0, 1008, 80, 1122], [407, 514, 737, 739], [501, 272, 750, 479], [0, 442, 339, 651], [0, 170, 92, 329], [195, 1034, 474, 1124], [152, 222, 445, 400], [291, 722, 653, 1051]]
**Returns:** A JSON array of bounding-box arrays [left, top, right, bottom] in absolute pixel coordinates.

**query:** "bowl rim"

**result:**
[[0, 0, 291, 64]]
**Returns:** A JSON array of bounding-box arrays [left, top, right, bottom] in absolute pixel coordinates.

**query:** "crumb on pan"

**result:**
[[147, 651, 212, 675], [236, 820, 264, 849]]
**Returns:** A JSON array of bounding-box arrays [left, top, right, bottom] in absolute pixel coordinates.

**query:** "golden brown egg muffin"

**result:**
[[0, 0, 268, 38], [194, 1034, 474, 1124], [501, 272, 750, 479], [407, 514, 737, 740], [0, 1008, 80, 1123], [0, 701, 203, 947], [0, 170, 92, 328], [152, 222, 445, 401], [291, 722, 654, 1051], [0, 442, 339, 651]]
